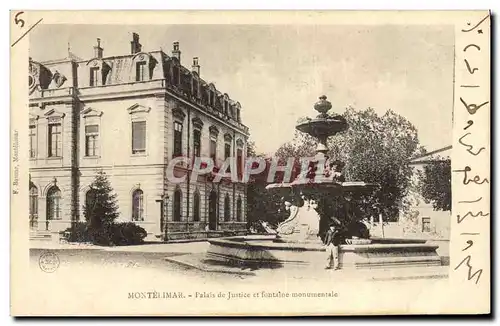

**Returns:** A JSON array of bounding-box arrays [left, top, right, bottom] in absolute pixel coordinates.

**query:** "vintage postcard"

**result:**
[[10, 10, 490, 316]]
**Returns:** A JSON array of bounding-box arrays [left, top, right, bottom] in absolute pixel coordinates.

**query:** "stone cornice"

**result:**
[[29, 78, 250, 136]]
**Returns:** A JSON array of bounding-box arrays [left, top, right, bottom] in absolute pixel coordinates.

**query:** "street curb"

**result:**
[[165, 255, 256, 276]]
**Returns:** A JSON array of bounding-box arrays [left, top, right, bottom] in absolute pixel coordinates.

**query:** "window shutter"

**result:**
[[85, 125, 99, 134], [132, 121, 146, 152]]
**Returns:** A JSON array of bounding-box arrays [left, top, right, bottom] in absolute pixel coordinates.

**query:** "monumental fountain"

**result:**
[[203, 96, 442, 270]]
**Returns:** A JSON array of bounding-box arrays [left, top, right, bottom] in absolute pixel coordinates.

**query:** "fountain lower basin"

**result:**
[[206, 234, 442, 269]]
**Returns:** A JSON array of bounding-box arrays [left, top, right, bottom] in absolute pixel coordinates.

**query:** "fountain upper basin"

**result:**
[[295, 117, 348, 138]]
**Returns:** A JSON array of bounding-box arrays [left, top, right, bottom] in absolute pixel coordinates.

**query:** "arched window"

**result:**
[[173, 188, 182, 221], [236, 196, 242, 222], [46, 186, 61, 220], [132, 189, 144, 221], [193, 191, 200, 222], [29, 184, 38, 227], [224, 194, 231, 222]]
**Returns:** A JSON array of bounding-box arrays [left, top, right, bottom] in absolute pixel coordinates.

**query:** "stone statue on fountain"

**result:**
[[275, 195, 321, 242]]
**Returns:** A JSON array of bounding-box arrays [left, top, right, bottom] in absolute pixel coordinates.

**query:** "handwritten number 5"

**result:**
[[14, 12, 25, 28]]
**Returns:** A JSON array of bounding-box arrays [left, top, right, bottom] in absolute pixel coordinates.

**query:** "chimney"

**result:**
[[130, 32, 142, 54], [94, 38, 103, 58], [192, 57, 200, 75], [172, 41, 181, 62]]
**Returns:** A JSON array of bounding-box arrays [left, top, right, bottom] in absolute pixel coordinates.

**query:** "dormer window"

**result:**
[[235, 102, 242, 122], [136, 61, 147, 81], [192, 76, 199, 98], [131, 52, 156, 82], [208, 84, 217, 107], [210, 91, 215, 106], [223, 94, 230, 116], [201, 85, 208, 105], [87, 58, 111, 86], [173, 65, 180, 85], [90, 67, 99, 86]]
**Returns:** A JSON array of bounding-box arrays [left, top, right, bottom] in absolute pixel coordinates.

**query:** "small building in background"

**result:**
[[404, 145, 452, 239]]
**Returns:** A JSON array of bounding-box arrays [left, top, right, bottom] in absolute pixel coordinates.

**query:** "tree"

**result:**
[[84, 170, 120, 242], [274, 129, 317, 161], [419, 158, 451, 211], [246, 139, 257, 157], [327, 107, 421, 221], [246, 138, 287, 227]]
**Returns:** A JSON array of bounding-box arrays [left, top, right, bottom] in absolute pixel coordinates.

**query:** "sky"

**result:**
[[30, 24, 454, 155]]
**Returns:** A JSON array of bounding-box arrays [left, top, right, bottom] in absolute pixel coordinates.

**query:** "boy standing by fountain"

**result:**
[[323, 221, 342, 270]]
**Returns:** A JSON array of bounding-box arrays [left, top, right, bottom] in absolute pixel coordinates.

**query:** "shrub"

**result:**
[[90, 226, 114, 246], [63, 221, 147, 246], [110, 222, 148, 246], [62, 222, 91, 243]]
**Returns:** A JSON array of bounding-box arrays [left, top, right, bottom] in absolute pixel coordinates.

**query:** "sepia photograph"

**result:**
[[10, 10, 491, 316]]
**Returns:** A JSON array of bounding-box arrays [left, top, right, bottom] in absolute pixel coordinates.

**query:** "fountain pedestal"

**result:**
[[206, 235, 442, 269]]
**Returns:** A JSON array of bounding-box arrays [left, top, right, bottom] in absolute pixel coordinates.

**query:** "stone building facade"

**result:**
[[402, 146, 452, 239], [29, 34, 249, 240]]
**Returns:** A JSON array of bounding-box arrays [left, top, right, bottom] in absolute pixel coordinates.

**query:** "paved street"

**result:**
[[26, 240, 451, 316], [30, 240, 448, 284]]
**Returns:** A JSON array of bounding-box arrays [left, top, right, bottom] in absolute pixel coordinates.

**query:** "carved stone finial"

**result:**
[[313, 95, 332, 115]]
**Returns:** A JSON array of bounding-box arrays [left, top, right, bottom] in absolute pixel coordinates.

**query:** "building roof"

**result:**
[[409, 145, 451, 165], [29, 35, 249, 133]]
